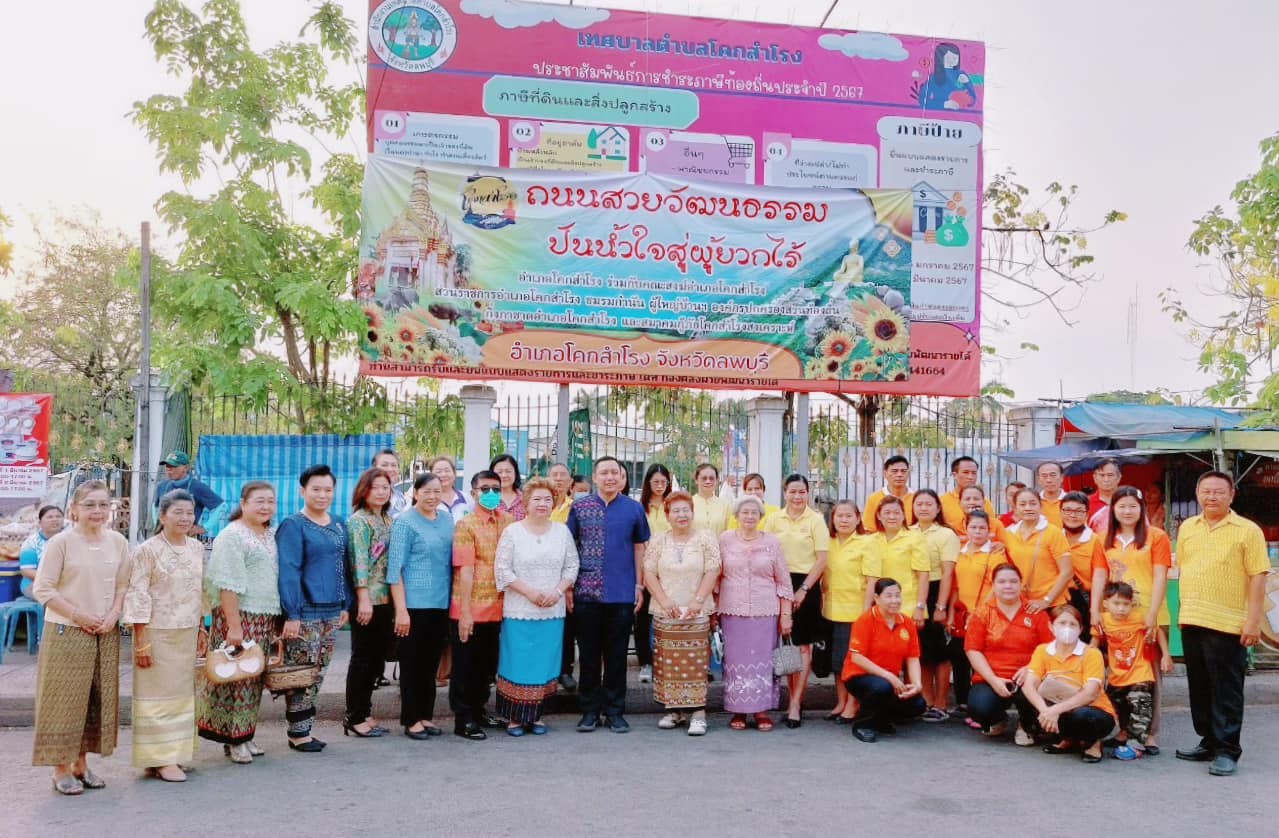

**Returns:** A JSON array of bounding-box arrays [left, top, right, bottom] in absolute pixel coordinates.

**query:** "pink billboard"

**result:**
[[366, 0, 985, 396]]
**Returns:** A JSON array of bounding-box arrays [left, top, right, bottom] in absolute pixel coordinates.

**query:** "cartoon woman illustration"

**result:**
[[918, 42, 977, 111]]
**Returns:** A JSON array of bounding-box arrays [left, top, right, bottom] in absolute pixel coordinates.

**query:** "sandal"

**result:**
[[52, 774, 84, 796], [75, 769, 106, 789], [729, 715, 748, 731], [1082, 750, 1103, 764], [658, 712, 685, 730], [755, 713, 774, 732]]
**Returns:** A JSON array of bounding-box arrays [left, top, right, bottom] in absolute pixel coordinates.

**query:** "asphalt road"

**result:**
[[3, 705, 1275, 837]]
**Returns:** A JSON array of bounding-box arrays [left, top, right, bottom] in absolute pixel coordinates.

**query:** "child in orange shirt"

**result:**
[[1099, 582, 1171, 760]]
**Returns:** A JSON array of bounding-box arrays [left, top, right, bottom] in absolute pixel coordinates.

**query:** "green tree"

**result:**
[[1162, 132, 1279, 417], [132, 0, 369, 430], [1086, 389, 1176, 405], [0, 209, 13, 274]]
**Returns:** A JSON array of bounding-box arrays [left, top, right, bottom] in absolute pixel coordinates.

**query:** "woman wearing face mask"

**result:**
[[277, 464, 351, 753], [1019, 605, 1118, 763], [998, 488, 1073, 614], [964, 563, 1053, 744], [1091, 486, 1173, 752], [763, 474, 830, 728], [489, 454, 525, 522], [692, 463, 731, 534], [823, 500, 866, 723], [645, 491, 720, 736], [728, 473, 780, 529], [125, 490, 205, 782], [841, 577, 926, 742], [911, 489, 961, 723], [945, 510, 1005, 723]]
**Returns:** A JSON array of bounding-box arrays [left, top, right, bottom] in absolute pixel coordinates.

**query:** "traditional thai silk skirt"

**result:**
[[495, 617, 562, 723], [720, 614, 780, 714], [32, 624, 120, 765], [197, 610, 276, 745], [132, 626, 198, 768], [652, 615, 711, 710]]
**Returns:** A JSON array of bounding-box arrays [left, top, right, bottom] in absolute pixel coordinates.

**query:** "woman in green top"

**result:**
[[344, 468, 394, 738]]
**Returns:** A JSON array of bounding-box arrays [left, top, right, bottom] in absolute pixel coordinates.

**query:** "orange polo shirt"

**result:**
[[1028, 641, 1116, 716], [862, 487, 915, 533], [841, 605, 921, 681], [1064, 527, 1108, 593], [1100, 612, 1156, 688], [1101, 528, 1172, 625], [1039, 493, 1063, 528], [964, 599, 1054, 682], [999, 517, 1072, 606], [941, 490, 995, 538], [952, 541, 1006, 613]]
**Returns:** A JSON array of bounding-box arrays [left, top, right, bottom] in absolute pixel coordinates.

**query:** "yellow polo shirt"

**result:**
[[940, 490, 995, 537], [1039, 493, 1063, 528], [692, 494, 730, 535], [762, 506, 830, 575], [862, 488, 915, 533], [728, 503, 780, 530], [550, 498, 574, 525], [1175, 511, 1270, 635], [999, 517, 1072, 606], [862, 529, 931, 609], [822, 534, 866, 622], [912, 522, 961, 581], [646, 504, 671, 535]]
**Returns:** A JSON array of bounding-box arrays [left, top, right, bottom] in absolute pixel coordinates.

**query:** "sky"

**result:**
[[1, 0, 1275, 404]]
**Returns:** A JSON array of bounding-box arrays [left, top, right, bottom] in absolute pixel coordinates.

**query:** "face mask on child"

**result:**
[[1054, 625, 1081, 646]]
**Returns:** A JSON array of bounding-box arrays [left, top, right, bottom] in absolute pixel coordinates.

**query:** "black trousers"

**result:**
[[1011, 689, 1115, 743], [561, 609, 577, 676], [633, 590, 653, 667], [345, 603, 394, 724], [846, 675, 927, 729], [967, 681, 1029, 731], [1182, 625, 1248, 760], [575, 602, 634, 718], [947, 636, 972, 706], [399, 608, 448, 726], [448, 620, 501, 726]]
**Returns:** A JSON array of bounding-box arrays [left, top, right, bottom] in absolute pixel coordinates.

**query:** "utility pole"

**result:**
[[137, 222, 153, 536]]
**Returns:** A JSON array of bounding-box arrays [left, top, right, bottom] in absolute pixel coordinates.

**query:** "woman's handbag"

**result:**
[[203, 640, 266, 685], [264, 638, 322, 695], [773, 636, 804, 677]]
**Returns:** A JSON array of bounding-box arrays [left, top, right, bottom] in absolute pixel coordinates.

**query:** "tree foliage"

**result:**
[[132, 0, 368, 430], [0, 209, 13, 274], [1162, 133, 1279, 416]]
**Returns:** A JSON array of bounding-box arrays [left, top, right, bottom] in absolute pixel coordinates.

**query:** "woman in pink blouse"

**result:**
[[717, 495, 793, 732]]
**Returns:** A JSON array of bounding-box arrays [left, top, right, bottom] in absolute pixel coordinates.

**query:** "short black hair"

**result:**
[[1094, 458, 1121, 472], [1196, 470, 1235, 490], [158, 489, 195, 516], [571, 474, 588, 485], [873, 577, 901, 596], [1103, 581, 1135, 600], [1036, 461, 1064, 476], [489, 453, 522, 490], [1060, 491, 1090, 510], [471, 469, 500, 489], [784, 473, 810, 490], [883, 455, 910, 470], [371, 448, 398, 466], [951, 455, 978, 473], [38, 505, 62, 520], [593, 456, 623, 473], [299, 464, 335, 488]]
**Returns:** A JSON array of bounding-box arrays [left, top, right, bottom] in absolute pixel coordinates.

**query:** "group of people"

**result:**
[[24, 450, 1270, 795]]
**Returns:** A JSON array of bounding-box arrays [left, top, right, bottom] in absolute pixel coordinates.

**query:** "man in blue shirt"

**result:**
[[155, 450, 224, 537], [567, 456, 650, 733]]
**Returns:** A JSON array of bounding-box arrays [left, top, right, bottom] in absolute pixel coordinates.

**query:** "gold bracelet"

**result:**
[[134, 644, 152, 653]]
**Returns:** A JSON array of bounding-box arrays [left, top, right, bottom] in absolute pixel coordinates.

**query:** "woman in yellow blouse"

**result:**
[[641, 464, 673, 535], [728, 473, 781, 530], [862, 497, 930, 621], [763, 474, 830, 727], [999, 488, 1073, 613], [822, 500, 866, 723], [911, 489, 961, 722], [691, 463, 731, 535]]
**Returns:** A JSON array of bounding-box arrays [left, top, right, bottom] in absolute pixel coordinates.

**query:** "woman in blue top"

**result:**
[[918, 42, 977, 111], [19, 505, 65, 599], [389, 472, 455, 739], [276, 464, 351, 753]]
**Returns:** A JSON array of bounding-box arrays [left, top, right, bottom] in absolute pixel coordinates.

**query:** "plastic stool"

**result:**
[[0, 598, 43, 663]]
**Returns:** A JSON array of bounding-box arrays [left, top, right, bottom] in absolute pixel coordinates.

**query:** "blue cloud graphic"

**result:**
[[459, 0, 609, 30], [817, 32, 908, 62]]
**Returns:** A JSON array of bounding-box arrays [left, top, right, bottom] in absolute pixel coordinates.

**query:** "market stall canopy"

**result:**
[[997, 440, 1154, 476], [1061, 403, 1243, 443]]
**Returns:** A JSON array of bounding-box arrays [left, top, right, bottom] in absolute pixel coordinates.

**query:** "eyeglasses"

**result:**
[[478, 487, 500, 494], [1061, 507, 1088, 515]]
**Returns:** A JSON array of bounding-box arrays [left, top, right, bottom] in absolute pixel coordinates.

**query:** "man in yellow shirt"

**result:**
[[549, 463, 575, 524], [1174, 471, 1269, 777], [940, 456, 994, 536], [862, 455, 914, 533], [1036, 461, 1065, 528]]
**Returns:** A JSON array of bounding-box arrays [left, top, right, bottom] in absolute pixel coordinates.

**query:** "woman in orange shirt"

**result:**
[[1017, 605, 1118, 763], [1089, 485, 1173, 752], [999, 488, 1073, 614], [841, 577, 926, 743], [950, 485, 1005, 543]]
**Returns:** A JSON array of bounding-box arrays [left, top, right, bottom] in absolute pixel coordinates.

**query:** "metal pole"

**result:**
[[138, 222, 152, 535], [556, 383, 571, 467], [795, 391, 810, 478]]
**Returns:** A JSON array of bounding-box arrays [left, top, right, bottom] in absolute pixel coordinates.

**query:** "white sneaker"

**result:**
[[687, 717, 707, 736], [657, 713, 682, 729], [638, 665, 652, 684], [1014, 728, 1034, 747]]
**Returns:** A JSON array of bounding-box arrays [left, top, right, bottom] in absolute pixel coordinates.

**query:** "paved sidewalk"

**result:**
[[4, 630, 1279, 727]]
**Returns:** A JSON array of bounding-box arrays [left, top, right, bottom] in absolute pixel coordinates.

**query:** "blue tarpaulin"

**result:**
[[997, 440, 1154, 476], [1062, 403, 1243, 442], [195, 433, 396, 538]]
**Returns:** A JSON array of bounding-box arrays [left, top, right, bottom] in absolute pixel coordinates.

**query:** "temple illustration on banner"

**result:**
[[374, 166, 458, 309]]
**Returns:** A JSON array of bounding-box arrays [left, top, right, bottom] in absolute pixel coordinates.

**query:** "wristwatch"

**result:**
[[915, 603, 927, 611]]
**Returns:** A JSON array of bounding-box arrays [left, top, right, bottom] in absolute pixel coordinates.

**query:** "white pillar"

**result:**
[[747, 396, 788, 507], [1007, 403, 1062, 485], [556, 383, 571, 466], [129, 371, 167, 544], [460, 384, 497, 490], [794, 392, 810, 478]]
